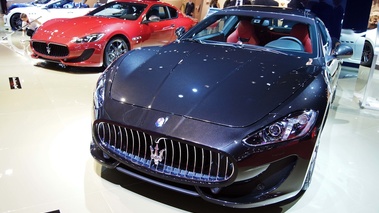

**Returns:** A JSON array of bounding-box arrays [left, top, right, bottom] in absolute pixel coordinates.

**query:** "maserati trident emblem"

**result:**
[[46, 45, 51, 55], [155, 117, 169, 127], [150, 138, 166, 165]]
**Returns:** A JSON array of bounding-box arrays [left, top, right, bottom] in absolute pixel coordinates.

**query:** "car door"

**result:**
[[141, 5, 177, 47]]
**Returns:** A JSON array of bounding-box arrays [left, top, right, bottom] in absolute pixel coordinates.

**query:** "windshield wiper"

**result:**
[[180, 38, 203, 44]]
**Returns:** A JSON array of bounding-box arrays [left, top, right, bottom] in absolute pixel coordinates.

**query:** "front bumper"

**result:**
[[91, 136, 311, 208], [30, 41, 103, 67]]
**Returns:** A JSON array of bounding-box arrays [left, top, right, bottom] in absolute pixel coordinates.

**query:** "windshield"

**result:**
[[35, 0, 51, 4], [185, 14, 315, 54], [88, 2, 146, 20]]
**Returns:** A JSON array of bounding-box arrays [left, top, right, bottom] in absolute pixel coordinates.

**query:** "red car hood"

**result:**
[[33, 16, 131, 43]]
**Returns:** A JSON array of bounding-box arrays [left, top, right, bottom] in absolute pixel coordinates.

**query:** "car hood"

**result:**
[[110, 43, 316, 127], [34, 16, 128, 42]]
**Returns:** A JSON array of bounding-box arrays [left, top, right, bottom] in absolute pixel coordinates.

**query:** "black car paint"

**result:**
[[111, 43, 316, 127], [90, 5, 353, 208]]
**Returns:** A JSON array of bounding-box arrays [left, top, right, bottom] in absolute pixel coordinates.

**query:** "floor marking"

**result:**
[[9, 77, 22, 89]]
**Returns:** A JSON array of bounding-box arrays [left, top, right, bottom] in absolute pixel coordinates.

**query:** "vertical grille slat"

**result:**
[[185, 144, 189, 172], [118, 126, 123, 150], [208, 151, 212, 180], [170, 141, 175, 173], [137, 131, 141, 158], [112, 125, 117, 148], [131, 130, 135, 156], [95, 122, 235, 183], [217, 153, 221, 179], [201, 149, 204, 177], [193, 146, 196, 175], [126, 128, 130, 155], [178, 142, 182, 171]]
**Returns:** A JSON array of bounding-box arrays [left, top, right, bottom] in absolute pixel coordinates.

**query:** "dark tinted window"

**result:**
[[168, 6, 178, 18]]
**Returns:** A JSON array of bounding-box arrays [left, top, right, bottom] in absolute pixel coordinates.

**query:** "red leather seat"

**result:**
[[227, 20, 259, 45], [290, 23, 312, 53]]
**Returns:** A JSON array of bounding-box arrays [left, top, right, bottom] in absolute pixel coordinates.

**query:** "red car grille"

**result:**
[[32, 41, 69, 57], [94, 121, 236, 185]]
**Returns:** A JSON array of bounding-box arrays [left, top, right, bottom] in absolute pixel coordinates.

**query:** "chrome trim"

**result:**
[[95, 122, 235, 184]]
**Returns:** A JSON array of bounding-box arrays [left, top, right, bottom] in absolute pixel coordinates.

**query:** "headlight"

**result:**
[[94, 73, 106, 109], [72, 33, 104, 43], [243, 110, 317, 146]]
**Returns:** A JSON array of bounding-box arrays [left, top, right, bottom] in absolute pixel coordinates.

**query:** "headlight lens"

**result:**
[[72, 33, 104, 43], [243, 110, 317, 146], [94, 73, 106, 109]]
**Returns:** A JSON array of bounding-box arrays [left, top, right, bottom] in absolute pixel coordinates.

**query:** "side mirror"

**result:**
[[175, 27, 185, 39], [333, 43, 353, 59], [148, 16, 160, 22], [142, 15, 160, 24]]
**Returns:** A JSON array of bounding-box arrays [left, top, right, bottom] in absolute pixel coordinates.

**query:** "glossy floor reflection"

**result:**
[[1, 21, 379, 213]]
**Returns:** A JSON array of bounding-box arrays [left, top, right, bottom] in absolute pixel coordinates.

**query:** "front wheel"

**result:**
[[361, 40, 374, 67], [103, 37, 129, 67], [10, 13, 22, 31]]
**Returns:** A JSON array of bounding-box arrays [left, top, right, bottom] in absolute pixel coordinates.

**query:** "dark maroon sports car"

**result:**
[[90, 5, 352, 208]]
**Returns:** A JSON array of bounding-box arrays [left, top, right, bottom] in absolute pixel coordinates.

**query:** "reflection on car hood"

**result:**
[[33, 16, 129, 42], [111, 43, 315, 127]]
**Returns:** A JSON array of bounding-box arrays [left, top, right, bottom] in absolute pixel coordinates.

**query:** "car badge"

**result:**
[[150, 138, 166, 165], [46, 45, 51, 55], [155, 117, 168, 128]]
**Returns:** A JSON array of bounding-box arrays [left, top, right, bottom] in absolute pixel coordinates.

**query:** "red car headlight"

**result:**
[[72, 33, 105, 43]]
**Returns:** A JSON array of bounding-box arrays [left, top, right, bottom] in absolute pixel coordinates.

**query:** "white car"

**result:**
[[7, 0, 51, 11], [339, 27, 378, 67], [4, 0, 94, 30]]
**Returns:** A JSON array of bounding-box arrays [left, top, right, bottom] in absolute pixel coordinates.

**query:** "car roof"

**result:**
[[112, 0, 167, 5]]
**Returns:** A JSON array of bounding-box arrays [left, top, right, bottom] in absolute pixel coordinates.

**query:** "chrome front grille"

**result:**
[[95, 122, 235, 184], [32, 41, 69, 57]]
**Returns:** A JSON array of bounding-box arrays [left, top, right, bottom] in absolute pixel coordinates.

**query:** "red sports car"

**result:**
[[30, 0, 197, 67]]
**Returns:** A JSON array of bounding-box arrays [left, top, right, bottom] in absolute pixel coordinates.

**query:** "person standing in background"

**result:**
[[288, 0, 310, 9], [225, 0, 251, 7], [254, 0, 279, 6], [185, 0, 195, 17], [1, 0, 7, 14], [330, 0, 344, 41], [223, 0, 230, 8], [210, 0, 220, 8]]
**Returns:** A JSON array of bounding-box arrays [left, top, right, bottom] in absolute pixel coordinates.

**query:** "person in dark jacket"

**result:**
[[254, 0, 279, 6], [225, 0, 251, 7], [185, 0, 195, 17], [1, 0, 7, 14]]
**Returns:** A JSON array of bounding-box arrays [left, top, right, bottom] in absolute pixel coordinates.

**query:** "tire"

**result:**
[[10, 13, 22, 31], [361, 40, 374, 67], [103, 37, 129, 67]]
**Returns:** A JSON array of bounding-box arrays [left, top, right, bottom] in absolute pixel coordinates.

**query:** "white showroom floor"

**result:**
[[1, 20, 379, 213]]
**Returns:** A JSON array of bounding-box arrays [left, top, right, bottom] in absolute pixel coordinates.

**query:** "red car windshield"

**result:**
[[88, 2, 147, 20]]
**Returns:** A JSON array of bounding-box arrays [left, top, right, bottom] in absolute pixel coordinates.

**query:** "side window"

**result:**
[[158, 6, 168, 20], [167, 6, 178, 19], [146, 6, 161, 21], [146, 5, 169, 21]]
